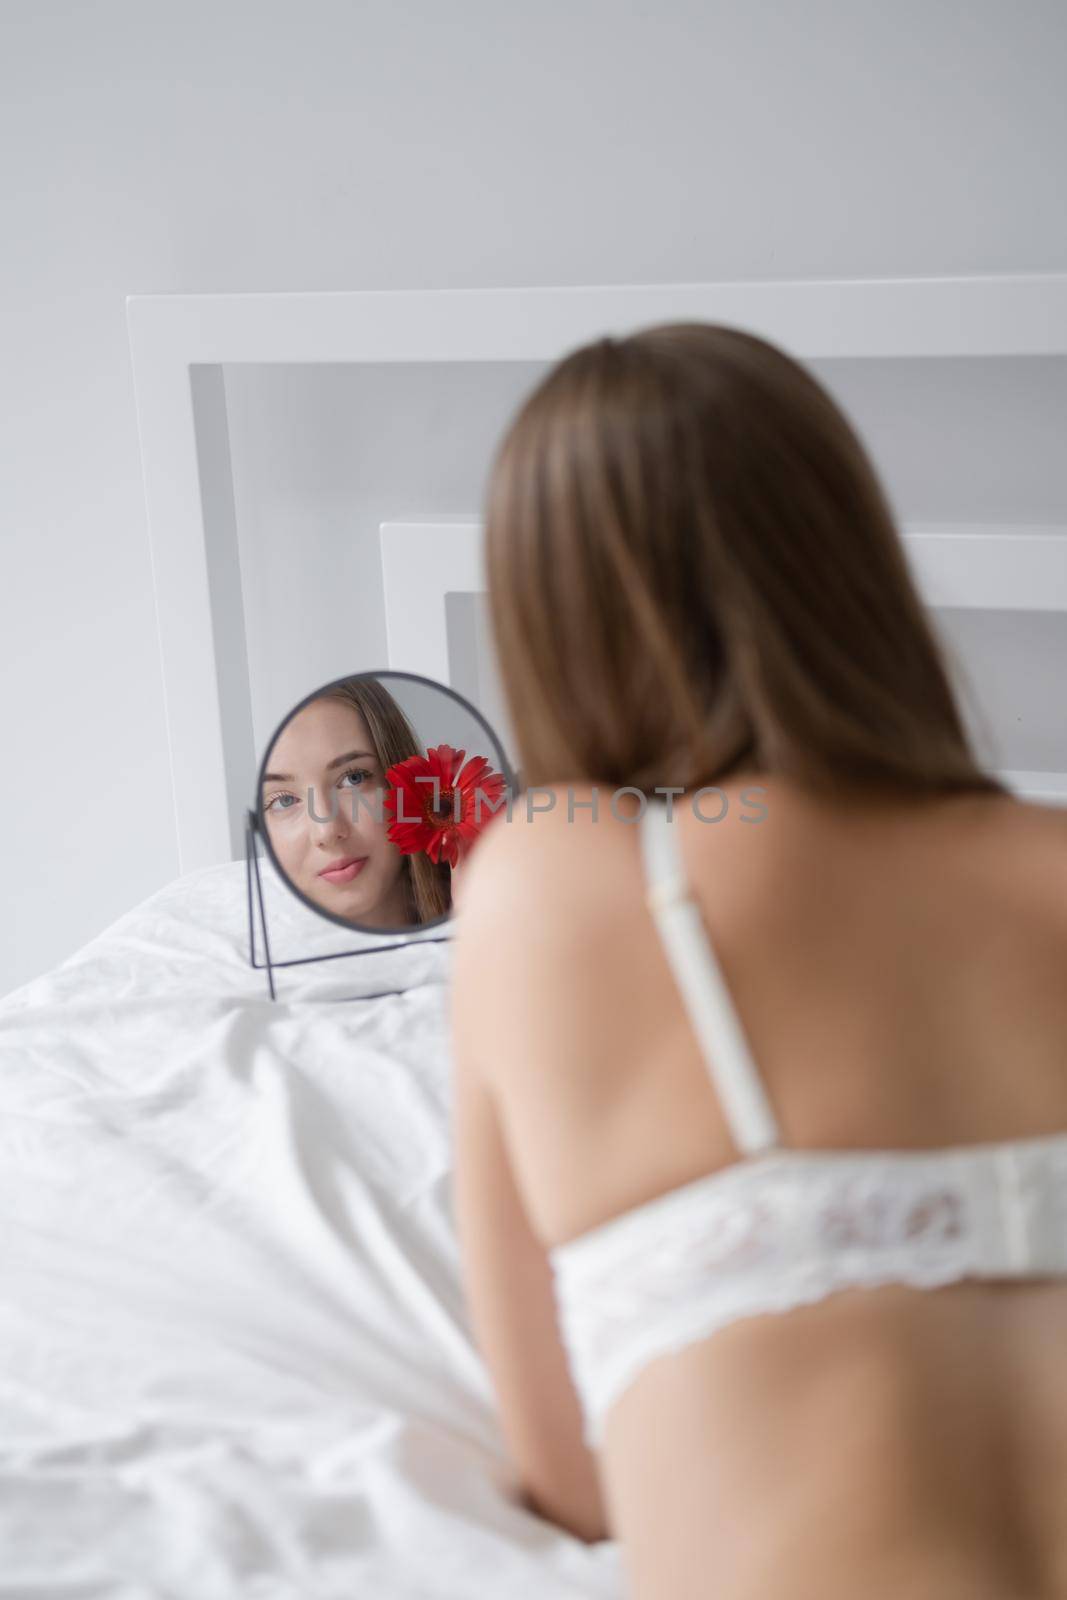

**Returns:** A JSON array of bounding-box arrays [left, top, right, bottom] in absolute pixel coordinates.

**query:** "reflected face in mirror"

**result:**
[[261, 695, 412, 927], [257, 671, 512, 934]]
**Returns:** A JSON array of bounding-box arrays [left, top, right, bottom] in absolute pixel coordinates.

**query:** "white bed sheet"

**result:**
[[0, 854, 624, 1599]]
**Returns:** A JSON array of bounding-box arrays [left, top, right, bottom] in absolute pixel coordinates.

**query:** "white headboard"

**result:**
[[128, 276, 1067, 871]]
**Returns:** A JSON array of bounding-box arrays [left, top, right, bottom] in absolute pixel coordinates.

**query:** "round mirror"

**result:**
[[254, 670, 515, 935]]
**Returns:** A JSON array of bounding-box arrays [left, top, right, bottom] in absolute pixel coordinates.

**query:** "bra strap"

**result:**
[[639, 796, 781, 1157]]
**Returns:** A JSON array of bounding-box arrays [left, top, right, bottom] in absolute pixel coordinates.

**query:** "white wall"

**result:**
[[2, 0, 1065, 998]]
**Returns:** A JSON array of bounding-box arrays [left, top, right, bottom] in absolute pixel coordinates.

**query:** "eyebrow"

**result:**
[[262, 749, 376, 785]]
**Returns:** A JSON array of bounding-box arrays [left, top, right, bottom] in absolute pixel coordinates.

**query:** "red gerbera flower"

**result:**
[[383, 743, 507, 869]]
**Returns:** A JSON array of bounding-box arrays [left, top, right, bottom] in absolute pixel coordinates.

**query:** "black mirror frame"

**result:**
[[246, 668, 518, 999]]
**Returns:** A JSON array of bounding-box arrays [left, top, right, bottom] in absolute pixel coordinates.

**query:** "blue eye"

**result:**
[[265, 792, 300, 813], [339, 766, 373, 788]]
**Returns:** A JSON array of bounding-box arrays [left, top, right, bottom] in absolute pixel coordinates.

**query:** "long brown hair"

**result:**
[[484, 323, 1008, 805], [320, 676, 452, 924]]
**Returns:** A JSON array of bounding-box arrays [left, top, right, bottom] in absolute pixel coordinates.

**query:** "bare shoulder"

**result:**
[[458, 776, 1066, 935], [454, 774, 780, 975], [454, 781, 635, 941], [992, 793, 1067, 922], [449, 774, 787, 1153], [937, 788, 1067, 901], [1005, 793, 1067, 856], [449, 783, 632, 1091]]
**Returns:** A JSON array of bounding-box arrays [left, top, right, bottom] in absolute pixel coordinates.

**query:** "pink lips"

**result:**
[[318, 856, 368, 885]]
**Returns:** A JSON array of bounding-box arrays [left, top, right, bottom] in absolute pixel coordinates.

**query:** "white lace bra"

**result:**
[[548, 796, 1067, 1450]]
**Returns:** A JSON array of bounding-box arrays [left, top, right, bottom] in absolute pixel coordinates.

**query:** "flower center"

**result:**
[[428, 785, 457, 825]]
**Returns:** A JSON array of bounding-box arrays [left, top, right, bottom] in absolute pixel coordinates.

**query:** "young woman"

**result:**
[[262, 675, 452, 927], [449, 324, 1067, 1599]]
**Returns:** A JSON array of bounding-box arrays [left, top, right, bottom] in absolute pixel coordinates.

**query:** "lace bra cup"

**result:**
[[547, 797, 1067, 1451]]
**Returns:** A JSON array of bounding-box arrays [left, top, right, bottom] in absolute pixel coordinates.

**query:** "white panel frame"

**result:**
[[900, 526, 1067, 611], [128, 273, 1067, 869], [383, 516, 1067, 807], [380, 520, 485, 681]]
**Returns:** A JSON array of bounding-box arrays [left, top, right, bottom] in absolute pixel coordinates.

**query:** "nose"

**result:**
[[307, 784, 352, 846]]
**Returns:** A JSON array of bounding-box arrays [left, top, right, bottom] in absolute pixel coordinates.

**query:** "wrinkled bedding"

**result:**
[[0, 853, 624, 1598]]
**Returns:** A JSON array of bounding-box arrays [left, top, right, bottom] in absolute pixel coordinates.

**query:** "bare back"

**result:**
[[485, 776, 1067, 1599]]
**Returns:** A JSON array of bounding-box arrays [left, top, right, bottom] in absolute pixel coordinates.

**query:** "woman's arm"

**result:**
[[450, 889, 611, 1544]]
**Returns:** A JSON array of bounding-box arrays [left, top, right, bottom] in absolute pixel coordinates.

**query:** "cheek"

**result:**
[[267, 811, 306, 867], [366, 816, 403, 871], [367, 821, 396, 858], [360, 787, 393, 846]]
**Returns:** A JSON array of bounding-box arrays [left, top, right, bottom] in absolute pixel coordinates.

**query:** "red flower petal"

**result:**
[[381, 743, 507, 867]]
